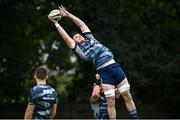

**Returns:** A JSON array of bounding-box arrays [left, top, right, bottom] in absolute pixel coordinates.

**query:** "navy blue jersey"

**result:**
[[28, 84, 57, 119], [73, 32, 114, 70], [90, 96, 109, 119]]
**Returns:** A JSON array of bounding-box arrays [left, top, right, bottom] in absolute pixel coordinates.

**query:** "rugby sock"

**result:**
[[129, 109, 139, 119]]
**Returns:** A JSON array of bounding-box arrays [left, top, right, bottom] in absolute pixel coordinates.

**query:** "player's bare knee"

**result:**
[[117, 83, 132, 101], [106, 97, 115, 108], [122, 90, 133, 102], [104, 89, 115, 108]]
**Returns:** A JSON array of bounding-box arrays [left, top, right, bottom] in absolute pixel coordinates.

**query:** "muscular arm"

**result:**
[[59, 5, 90, 33], [91, 73, 101, 102], [50, 103, 57, 119], [66, 13, 90, 33], [54, 23, 75, 48], [24, 104, 35, 120], [48, 15, 75, 48]]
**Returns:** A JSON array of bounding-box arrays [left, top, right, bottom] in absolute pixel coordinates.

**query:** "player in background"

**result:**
[[24, 66, 58, 120], [90, 73, 121, 119], [90, 73, 109, 119]]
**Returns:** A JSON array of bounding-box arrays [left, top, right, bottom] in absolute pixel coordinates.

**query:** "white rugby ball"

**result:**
[[49, 9, 62, 21]]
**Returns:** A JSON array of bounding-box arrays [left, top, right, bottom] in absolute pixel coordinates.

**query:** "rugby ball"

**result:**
[[49, 9, 62, 21]]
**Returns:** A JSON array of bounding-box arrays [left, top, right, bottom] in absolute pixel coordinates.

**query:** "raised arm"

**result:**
[[48, 15, 75, 48], [91, 73, 101, 102], [59, 5, 90, 33]]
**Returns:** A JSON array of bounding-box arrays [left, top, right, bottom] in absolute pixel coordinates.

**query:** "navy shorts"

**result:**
[[98, 63, 126, 86]]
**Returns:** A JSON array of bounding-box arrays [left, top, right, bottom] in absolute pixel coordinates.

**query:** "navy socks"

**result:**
[[129, 109, 139, 119]]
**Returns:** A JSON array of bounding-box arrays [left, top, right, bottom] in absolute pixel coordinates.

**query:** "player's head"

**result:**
[[34, 66, 49, 81], [72, 32, 85, 44]]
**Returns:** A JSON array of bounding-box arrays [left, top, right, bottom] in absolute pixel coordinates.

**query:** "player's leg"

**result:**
[[110, 64, 139, 119], [117, 78, 139, 119], [98, 65, 117, 119], [102, 83, 116, 119]]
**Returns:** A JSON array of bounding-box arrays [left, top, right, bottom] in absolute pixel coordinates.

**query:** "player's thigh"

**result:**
[[113, 65, 126, 85], [116, 77, 129, 87], [102, 83, 114, 91], [102, 83, 116, 98], [99, 70, 115, 85], [116, 78, 131, 94]]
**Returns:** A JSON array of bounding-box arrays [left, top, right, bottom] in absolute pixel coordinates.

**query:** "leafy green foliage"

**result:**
[[0, 0, 179, 118]]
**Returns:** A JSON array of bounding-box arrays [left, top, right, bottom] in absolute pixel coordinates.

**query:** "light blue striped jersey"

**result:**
[[90, 96, 109, 119], [28, 84, 57, 119], [72, 32, 114, 70]]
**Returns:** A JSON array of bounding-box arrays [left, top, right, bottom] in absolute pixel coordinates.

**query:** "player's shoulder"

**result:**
[[45, 84, 57, 93], [31, 84, 45, 91], [30, 85, 40, 94], [46, 84, 55, 89]]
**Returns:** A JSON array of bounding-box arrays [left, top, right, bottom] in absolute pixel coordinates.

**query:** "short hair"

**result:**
[[35, 66, 48, 80], [71, 31, 79, 38], [71, 31, 84, 38]]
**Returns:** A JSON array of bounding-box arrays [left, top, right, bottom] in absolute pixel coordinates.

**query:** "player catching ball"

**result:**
[[48, 5, 139, 119]]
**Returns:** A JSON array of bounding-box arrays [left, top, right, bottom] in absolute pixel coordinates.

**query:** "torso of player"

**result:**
[[74, 32, 114, 70], [30, 84, 57, 119], [90, 96, 109, 119]]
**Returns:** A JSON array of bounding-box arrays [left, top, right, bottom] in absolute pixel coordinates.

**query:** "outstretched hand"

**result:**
[[47, 15, 58, 24], [58, 5, 70, 17]]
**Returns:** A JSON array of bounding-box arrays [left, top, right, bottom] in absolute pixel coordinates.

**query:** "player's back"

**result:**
[[29, 84, 57, 119]]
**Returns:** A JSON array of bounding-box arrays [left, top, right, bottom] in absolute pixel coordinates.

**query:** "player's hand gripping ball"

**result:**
[[49, 9, 62, 21]]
